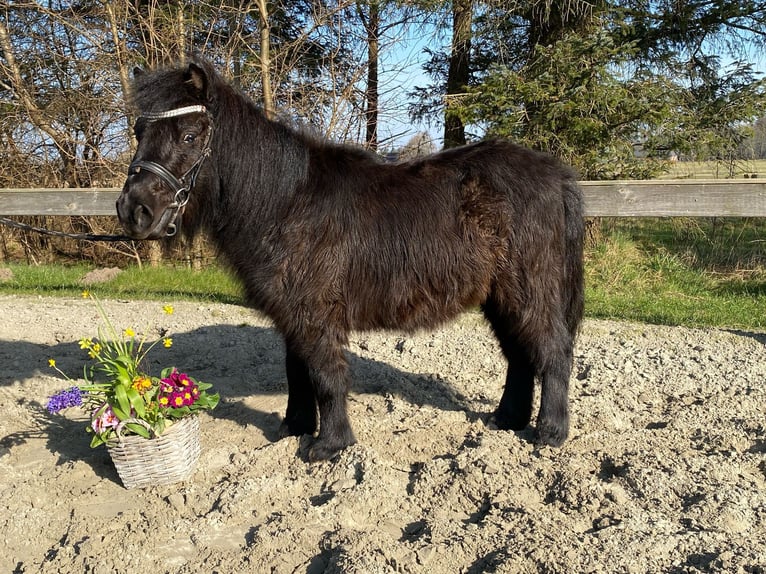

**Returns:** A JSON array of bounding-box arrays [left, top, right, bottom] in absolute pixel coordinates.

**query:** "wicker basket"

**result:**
[[107, 415, 201, 489]]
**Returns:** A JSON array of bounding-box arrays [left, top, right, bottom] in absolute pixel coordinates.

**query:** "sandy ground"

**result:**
[[0, 295, 764, 573]]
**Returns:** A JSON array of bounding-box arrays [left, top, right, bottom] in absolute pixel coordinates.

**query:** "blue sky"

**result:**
[[375, 24, 444, 150]]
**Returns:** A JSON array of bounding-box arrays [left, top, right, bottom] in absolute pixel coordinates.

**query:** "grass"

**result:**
[[585, 218, 766, 329], [0, 263, 244, 304], [1, 217, 765, 330], [661, 158, 766, 179]]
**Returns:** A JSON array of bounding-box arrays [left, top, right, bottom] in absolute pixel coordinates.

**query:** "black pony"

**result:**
[[117, 55, 585, 462]]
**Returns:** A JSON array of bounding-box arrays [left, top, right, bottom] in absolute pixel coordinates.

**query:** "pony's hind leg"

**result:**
[[279, 348, 318, 438], [533, 333, 573, 447], [483, 299, 573, 446], [482, 301, 536, 431]]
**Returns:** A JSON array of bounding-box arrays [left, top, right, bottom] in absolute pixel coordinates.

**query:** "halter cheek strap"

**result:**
[[129, 159, 189, 197]]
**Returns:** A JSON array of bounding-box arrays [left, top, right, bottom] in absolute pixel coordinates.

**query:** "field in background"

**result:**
[[661, 158, 766, 179]]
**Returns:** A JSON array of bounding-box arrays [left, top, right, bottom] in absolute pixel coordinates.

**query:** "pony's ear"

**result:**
[[185, 62, 210, 100]]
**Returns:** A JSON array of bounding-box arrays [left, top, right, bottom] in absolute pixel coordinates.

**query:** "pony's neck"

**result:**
[[209, 86, 310, 221]]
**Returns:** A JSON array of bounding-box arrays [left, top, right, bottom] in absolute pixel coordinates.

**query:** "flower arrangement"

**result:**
[[46, 292, 219, 448]]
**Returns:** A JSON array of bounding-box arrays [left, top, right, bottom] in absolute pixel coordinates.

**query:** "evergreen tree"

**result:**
[[415, 1, 766, 178]]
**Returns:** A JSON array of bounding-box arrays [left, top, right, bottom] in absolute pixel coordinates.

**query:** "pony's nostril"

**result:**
[[133, 204, 152, 227]]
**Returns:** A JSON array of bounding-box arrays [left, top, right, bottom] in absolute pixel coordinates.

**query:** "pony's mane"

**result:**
[[129, 55, 381, 168], [127, 55, 387, 238]]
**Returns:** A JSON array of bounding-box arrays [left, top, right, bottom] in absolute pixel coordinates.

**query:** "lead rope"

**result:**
[[0, 215, 137, 242]]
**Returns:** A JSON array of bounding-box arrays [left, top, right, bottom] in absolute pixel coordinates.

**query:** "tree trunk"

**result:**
[[256, 0, 274, 117], [444, 0, 472, 148], [361, 1, 380, 150]]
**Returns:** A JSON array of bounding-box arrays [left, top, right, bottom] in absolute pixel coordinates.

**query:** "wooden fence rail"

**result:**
[[1, 179, 766, 217]]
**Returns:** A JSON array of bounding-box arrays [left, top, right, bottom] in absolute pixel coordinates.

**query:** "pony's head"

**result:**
[[117, 58, 216, 239]]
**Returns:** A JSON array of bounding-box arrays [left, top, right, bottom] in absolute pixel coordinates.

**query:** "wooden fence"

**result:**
[[1, 179, 766, 217]]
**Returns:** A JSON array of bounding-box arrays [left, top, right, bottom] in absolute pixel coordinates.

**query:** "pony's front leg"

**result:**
[[279, 349, 318, 438], [281, 336, 356, 461], [308, 344, 357, 462]]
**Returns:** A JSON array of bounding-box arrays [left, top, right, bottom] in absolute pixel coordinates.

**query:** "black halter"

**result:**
[[127, 105, 213, 237]]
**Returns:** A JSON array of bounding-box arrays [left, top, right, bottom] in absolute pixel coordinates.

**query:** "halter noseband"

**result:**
[[127, 104, 213, 237]]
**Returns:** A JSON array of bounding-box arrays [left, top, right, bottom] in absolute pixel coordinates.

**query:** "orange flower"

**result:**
[[131, 375, 153, 393]]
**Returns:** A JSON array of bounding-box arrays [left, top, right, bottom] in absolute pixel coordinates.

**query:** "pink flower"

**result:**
[[169, 392, 186, 408], [91, 404, 119, 433], [176, 373, 192, 387]]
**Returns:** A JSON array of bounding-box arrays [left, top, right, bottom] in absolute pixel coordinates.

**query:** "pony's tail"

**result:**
[[563, 179, 586, 339]]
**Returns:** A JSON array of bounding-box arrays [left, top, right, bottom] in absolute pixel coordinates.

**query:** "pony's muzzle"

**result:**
[[116, 191, 155, 239]]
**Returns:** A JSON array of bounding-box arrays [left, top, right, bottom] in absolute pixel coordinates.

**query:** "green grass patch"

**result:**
[[0, 262, 245, 304], [1, 218, 765, 330], [586, 218, 766, 329], [661, 159, 766, 179]]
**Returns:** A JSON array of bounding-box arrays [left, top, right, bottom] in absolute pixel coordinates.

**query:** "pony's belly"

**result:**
[[349, 284, 485, 333]]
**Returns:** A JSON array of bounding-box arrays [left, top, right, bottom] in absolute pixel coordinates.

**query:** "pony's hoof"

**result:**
[[493, 408, 531, 431], [533, 420, 568, 447], [278, 418, 316, 439], [308, 444, 341, 463], [308, 436, 356, 463]]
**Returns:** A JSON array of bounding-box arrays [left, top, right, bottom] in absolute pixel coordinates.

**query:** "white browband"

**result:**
[[141, 105, 208, 121]]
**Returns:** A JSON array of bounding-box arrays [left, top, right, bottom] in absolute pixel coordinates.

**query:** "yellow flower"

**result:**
[[163, 337, 173, 348], [163, 305, 174, 315], [124, 328, 136, 338], [88, 343, 102, 359], [48, 358, 56, 368], [131, 375, 152, 393], [81, 290, 90, 299]]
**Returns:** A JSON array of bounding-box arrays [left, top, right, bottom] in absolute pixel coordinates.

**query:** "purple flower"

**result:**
[[46, 387, 84, 414]]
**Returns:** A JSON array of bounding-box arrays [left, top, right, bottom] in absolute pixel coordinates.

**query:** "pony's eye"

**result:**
[[183, 133, 196, 144]]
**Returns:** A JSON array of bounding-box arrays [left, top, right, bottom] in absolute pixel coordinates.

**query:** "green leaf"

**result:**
[[126, 387, 145, 418], [166, 406, 191, 419], [111, 403, 131, 421], [205, 393, 220, 410], [114, 384, 130, 415], [125, 422, 151, 438]]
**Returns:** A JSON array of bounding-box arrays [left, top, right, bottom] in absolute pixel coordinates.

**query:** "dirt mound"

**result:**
[[0, 296, 764, 573]]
